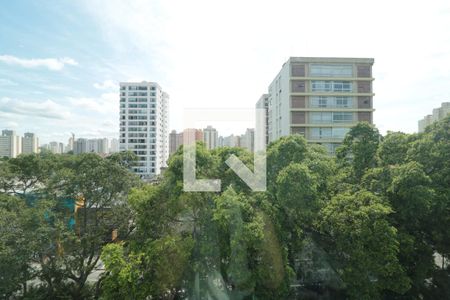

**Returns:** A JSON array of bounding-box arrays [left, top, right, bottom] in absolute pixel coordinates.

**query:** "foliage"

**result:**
[[2, 118, 450, 299]]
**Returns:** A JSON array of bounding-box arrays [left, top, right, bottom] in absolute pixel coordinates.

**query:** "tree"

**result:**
[[377, 131, 413, 166], [317, 190, 410, 299], [0, 152, 139, 299], [336, 122, 381, 180]]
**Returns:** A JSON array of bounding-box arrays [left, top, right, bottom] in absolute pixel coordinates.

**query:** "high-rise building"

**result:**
[[119, 81, 169, 178], [256, 94, 269, 146], [203, 126, 218, 150], [67, 134, 75, 152], [182, 128, 203, 146], [218, 136, 225, 148], [169, 130, 183, 155], [418, 102, 450, 133], [74, 138, 87, 154], [222, 134, 240, 147], [109, 138, 119, 153], [46, 141, 64, 154], [264, 57, 375, 154], [0, 130, 21, 158], [86, 138, 109, 154], [22, 132, 39, 154], [240, 128, 255, 152]]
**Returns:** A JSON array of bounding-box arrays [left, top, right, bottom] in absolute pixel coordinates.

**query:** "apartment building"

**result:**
[[86, 138, 109, 154], [169, 130, 183, 155], [266, 57, 375, 154], [256, 94, 269, 146], [240, 128, 255, 152], [418, 102, 450, 133], [203, 126, 218, 150], [0, 130, 21, 158], [109, 138, 119, 153], [22, 132, 39, 154], [119, 81, 169, 178]]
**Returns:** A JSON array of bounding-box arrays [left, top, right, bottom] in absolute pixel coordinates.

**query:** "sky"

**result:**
[[0, 0, 449, 144]]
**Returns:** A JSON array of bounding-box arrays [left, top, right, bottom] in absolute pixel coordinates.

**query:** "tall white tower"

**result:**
[[119, 81, 169, 178]]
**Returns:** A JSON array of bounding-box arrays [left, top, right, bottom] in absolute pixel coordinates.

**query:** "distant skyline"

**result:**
[[1, 0, 450, 144]]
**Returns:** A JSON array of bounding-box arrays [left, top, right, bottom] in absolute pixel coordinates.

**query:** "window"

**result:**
[[333, 81, 352, 92], [310, 64, 353, 77], [311, 128, 349, 139], [310, 96, 353, 108], [335, 96, 352, 108], [311, 81, 332, 92], [310, 112, 353, 123], [311, 127, 332, 139], [311, 112, 332, 123], [311, 81, 352, 92], [333, 112, 353, 123]]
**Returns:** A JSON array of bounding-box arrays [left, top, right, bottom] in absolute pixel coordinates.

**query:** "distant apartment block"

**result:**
[[203, 126, 218, 150], [87, 138, 109, 154], [0, 130, 21, 158], [182, 128, 203, 146], [169, 130, 183, 155], [418, 102, 450, 133], [169, 128, 203, 155], [22, 132, 39, 154], [73, 138, 87, 154], [263, 57, 375, 154], [222, 134, 240, 148], [109, 138, 119, 153], [256, 94, 269, 146], [120, 81, 169, 178], [240, 128, 255, 152]]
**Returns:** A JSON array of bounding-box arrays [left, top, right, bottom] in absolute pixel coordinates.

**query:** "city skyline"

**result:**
[[1, 0, 450, 144]]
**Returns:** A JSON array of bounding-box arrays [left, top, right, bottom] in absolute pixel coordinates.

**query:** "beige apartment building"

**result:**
[[265, 57, 375, 154], [418, 102, 450, 133]]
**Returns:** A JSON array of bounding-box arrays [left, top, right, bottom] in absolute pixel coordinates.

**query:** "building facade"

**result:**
[[266, 57, 375, 154], [0, 130, 21, 158], [169, 130, 183, 155], [256, 94, 269, 146], [203, 126, 218, 150], [22, 132, 39, 154], [109, 138, 119, 153], [240, 128, 255, 152], [418, 102, 450, 133], [222, 134, 240, 148], [119, 81, 169, 178]]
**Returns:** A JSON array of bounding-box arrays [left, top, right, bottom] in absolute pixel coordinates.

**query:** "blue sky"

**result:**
[[1, 0, 450, 144]]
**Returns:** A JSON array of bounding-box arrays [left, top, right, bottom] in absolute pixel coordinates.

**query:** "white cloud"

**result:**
[[69, 92, 118, 114], [0, 55, 78, 71], [0, 78, 17, 86], [0, 97, 71, 119], [82, 0, 450, 135], [93, 80, 118, 90]]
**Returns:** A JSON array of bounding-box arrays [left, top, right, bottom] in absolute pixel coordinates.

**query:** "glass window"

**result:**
[[311, 112, 353, 123], [311, 81, 352, 92], [310, 64, 353, 77], [310, 96, 353, 108], [333, 112, 353, 123], [311, 112, 332, 123], [311, 127, 332, 139]]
